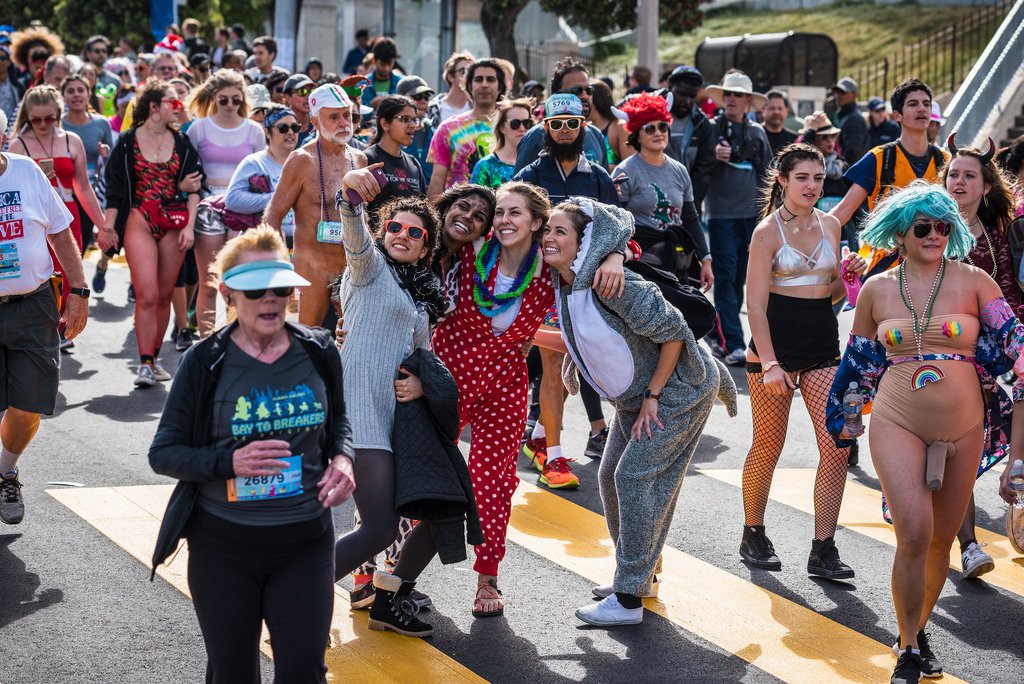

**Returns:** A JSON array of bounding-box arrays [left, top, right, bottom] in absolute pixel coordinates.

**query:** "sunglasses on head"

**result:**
[[242, 286, 294, 300], [641, 121, 671, 135], [507, 118, 534, 131], [162, 97, 184, 111], [386, 220, 429, 241], [29, 115, 57, 126], [274, 123, 302, 134], [909, 220, 951, 239], [562, 85, 594, 97], [547, 118, 581, 131], [217, 95, 243, 107]]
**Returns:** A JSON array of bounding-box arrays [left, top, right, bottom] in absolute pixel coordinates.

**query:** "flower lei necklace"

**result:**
[[472, 238, 541, 317]]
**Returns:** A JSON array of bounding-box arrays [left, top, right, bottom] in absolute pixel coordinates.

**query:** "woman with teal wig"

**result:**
[[827, 179, 1024, 684]]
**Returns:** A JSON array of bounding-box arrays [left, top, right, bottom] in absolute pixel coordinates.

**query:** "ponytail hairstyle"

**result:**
[[132, 77, 176, 130], [758, 143, 825, 221], [939, 139, 1016, 235]]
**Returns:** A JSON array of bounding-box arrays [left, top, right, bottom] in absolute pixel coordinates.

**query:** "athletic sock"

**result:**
[[531, 422, 546, 441], [140, 354, 155, 366], [546, 445, 563, 462], [615, 592, 642, 609], [0, 446, 21, 474]]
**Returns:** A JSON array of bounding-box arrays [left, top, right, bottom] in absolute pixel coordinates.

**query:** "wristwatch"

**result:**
[[762, 360, 780, 373], [643, 388, 661, 401], [68, 287, 90, 298]]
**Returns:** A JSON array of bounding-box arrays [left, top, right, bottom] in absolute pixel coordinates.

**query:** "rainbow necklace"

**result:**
[[472, 238, 540, 317]]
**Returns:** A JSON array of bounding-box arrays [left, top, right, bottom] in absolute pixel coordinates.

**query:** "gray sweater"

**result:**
[[339, 204, 432, 450]]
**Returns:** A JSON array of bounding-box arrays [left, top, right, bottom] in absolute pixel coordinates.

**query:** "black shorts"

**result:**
[[748, 292, 839, 373], [0, 283, 60, 415], [175, 248, 198, 288]]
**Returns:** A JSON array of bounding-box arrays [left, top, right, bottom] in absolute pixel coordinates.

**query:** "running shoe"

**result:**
[[92, 265, 107, 294], [575, 595, 643, 626], [59, 333, 75, 353], [152, 361, 172, 382], [0, 470, 25, 525], [891, 646, 924, 684], [960, 541, 995, 579], [523, 437, 548, 471], [708, 341, 726, 358], [723, 348, 747, 366], [175, 328, 195, 352], [893, 631, 941, 678], [540, 457, 580, 489], [739, 525, 782, 570], [134, 363, 156, 388], [127, 284, 136, 304], [807, 537, 855, 580], [585, 427, 609, 459], [350, 583, 376, 610]]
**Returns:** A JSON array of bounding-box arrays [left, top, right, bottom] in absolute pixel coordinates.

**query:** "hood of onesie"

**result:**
[[567, 199, 635, 292]]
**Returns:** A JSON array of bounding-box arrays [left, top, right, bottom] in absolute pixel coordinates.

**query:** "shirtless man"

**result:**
[[265, 83, 367, 326]]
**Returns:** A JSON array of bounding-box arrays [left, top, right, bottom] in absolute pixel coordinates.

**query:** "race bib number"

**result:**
[[0, 243, 21, 280], [316, 220, 344, 245], [227, 455, 303, 502]]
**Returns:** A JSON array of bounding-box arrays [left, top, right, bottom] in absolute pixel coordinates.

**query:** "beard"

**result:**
[[545, 131, 585, 163]]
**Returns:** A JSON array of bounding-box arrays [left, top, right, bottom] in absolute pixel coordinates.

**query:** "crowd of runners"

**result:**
[[1, 17, 1024, 684]]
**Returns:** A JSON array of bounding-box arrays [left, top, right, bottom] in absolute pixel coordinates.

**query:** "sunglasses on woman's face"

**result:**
[[507, 118, 534, 131], [411, 93, 431, 102], [547, 118, 581, 131], [274, 123, 302, 134], [295, 86, 313, 98], [217, 95, 243, 107], [641, 122, 671, 135], [386, 220, 429, 241], [562, 85, 594, 97], [909, 220, 951, 239], [29, 115, 58, 126], [242, 286, 294, 300], [162, 97, 184, 112]]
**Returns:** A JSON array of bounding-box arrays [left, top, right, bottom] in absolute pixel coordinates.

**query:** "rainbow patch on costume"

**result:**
[[942, 321, 962, 339], [884, 328, 902, 346], [911, 364, 945, 391]]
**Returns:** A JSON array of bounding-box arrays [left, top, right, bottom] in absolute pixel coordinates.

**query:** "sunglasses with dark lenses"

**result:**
[[274, 123, 302, 134], [508, 118, 534, 131], [411, 93, 432, 102], [910, 220, 951, 239], [295, 86, 313, 97], [563, 85, 594, 97], [217, 95, 244, 107], [385, 220, 429, 241], [242, 287, 294, 300], [722, 90, 748, 98], [547, 118, 582, 131], [641, 122, 671, 135], [29, 115, 58, 126]]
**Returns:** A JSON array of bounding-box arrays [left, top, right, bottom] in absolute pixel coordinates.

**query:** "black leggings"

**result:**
[[186, 508, 334, 683], [333, 448, 437, 581]]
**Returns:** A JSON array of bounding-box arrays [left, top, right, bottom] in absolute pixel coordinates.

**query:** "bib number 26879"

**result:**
[[227, 455, 303, 502]]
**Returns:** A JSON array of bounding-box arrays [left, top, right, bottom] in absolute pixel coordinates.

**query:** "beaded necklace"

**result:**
[[964, 218, 997, 279], [472, 238, 540, 317], [898, 257, 946, 359]]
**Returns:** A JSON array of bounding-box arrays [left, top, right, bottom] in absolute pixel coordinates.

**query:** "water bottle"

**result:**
[[1010, 459, 1024, 510], [843, 382, 863, 436]]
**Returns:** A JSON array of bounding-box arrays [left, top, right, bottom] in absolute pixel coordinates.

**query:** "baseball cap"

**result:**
[[930, 101, 946, 125], [396, 75, 435, 98], [308, 83, 355, 117], [545, 93, 583, 118], [223, 259, 311, 291], [246, 84, 273, 110], [522, 79, 543, 95], [867, 96, 886, 112], [283, 73, 315, 94], [668, 65, 704, 87], [832, 77, 859, 94], [189, 53, 210, 68]]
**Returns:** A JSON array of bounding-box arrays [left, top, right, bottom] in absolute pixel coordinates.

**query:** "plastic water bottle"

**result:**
[[1010, 459, 1024, 510], [843, 382, 863, 436]]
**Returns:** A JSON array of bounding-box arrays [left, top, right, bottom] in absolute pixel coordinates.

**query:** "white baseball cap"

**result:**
[[308, 84, 355, 118]]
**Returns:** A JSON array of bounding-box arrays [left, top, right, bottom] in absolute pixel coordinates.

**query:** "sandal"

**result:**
[[472, 579, 504, 618]]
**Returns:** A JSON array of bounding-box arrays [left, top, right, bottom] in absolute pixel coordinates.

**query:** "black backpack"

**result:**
[[599, 259, 717, 340]]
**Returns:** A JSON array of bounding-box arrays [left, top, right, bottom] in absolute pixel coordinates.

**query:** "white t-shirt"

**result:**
[[490, 270, 522, 336], [0, 154, 74, 296]]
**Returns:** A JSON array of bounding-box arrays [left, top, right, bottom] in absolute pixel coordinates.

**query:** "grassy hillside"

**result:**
[[596, 1, 981, 77]]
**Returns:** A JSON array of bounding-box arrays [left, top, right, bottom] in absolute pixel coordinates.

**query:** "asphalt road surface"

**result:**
[[1, 261, 1022, 683]]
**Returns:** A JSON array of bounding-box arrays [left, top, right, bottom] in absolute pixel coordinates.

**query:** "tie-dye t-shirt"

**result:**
[[427, 111, 495, 189]]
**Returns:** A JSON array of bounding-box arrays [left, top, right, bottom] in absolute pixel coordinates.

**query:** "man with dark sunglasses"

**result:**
[[82, 35, 121, 91], [665, 65, 716, 214], [283, 74, 317, 146]]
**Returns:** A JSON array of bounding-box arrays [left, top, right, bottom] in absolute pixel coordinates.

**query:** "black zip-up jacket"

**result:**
[[148, 322, 353, 578], [104, 127, 205, 241]]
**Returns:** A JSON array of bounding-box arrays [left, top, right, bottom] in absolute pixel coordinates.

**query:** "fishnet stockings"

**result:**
[[742, 365, 850, 540]]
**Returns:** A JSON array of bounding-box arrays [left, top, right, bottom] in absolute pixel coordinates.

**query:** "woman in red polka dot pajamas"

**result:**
[[433, 182, 627, 618]]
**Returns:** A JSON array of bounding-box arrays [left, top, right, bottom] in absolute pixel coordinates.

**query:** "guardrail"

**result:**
[[942, 0, 1024, 145]]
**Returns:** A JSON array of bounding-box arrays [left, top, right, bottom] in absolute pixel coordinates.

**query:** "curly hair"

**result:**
[[550, 55, 589, 94], [132, 78, 176, 130], [9, 26, 64, 71], [188, 69, 249, 119], [372, 196, 442, 266], [860, 179, 975, 259], [939, 146, 1017, 235], [434, 184, 497, 235], [758, 143, 825, 221]]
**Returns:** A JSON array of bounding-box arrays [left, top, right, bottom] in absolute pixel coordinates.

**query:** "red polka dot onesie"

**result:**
[[432, 242, 553, 576]]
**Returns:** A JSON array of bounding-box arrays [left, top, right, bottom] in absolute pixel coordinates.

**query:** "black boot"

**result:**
[[740, 525, 782, 570], [367, 572, 433, 638], [808, 537, 855, 580]]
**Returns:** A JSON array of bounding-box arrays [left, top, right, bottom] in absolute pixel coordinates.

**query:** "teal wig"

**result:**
[[860, 179, 975, 259]]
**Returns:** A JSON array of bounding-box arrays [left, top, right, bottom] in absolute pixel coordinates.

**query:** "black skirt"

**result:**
[[749, 293, 840, 372]]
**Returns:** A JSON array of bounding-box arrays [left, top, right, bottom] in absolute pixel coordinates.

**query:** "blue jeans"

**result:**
[[709, 217, 757, 352]]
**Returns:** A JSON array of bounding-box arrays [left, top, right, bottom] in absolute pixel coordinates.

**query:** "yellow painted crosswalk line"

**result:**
[[48, 485, 485, 684], [505, 480, 965, 684], [698, 468, 1024, 595]]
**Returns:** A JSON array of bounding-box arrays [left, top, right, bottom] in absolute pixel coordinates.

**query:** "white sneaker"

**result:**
[[592, 577, 659, 599], [575, 595, 643, 626], [723, 348, 747, 366], [134, 364, 156, 388], [961, 541, 994, 578], [152, 361, 172, 382]]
